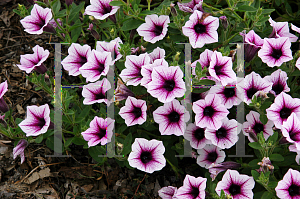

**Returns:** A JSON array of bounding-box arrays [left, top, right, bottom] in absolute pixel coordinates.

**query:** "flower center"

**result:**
[[98, 63, 105, 74], [203, 106, 215, 117], [132, 107, 142, 118], [79, 55, 87, 66], [271, 49, 282, 60], [194, 23, 206, 34], [193, 128, 205, 141], [216, 127, 227, 139], [253, 122, 264, 135], [246, 87, 258, 100], [229, 184, 241, 195], [288, 184, 300, 196], [214, 65, 223, 76], [190, 187, 200, 198], [153, 25, 163, 36], [140, 151, 152, 164], [207, 151, 218, 163], [95, 92, 105, 100], [103, 5, 112, 14], [168, 111, 180, 123], [289, 131, 300, 142], [280, 107, 291, 119], [163, 80, 176, 92], [224, 88, 235, 98], [272, 83, 284, 95], [37, 117, 46, 128], [98, 128, 107, 140]]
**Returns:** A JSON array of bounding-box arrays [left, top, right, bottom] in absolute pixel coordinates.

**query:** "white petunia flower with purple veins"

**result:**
[[205, 117, 241, 149], [242, 111, 274, 143], [0, 81, 9, 113], [20, 4, 54, 35], [140, 58, 168, 89], [182, 10, 219, 49], [208, 82, 242, 109], [81, 116, 114, 147], [208, 162, 241, 181], [193, 94, 229, 130], [158, 186, 178, 199], [275, 168, 300, 199], [136, 14, 170, 44], [19, 104, 54, 137], [191, 49, 213, 75], [175, 174, 207, 199], [119, 96, 147, 126], [208, 51, 236, 86], [84, 0, 120, 22], [119, 53, 151, 86], [184, 122, 211, 149], [178, 0, 204, 13], [240, 30, 264, 62], [61, 43, 91, 76], [96, 37, 123, 62], [79, 50, 112, 82], [269, 17, 298, 42], [236, 72, 272, 105], [296, 57, 300, 71], [153, 99, 190, 136], [281, 113, 300, 150], [258, 37, 293, 67], [266, 92, 300, 129], [263, 69, 290, 96], [196, 144, 225, 169], [82, 78, 111, 105], [128, 138, 166, 173], [13, 139, 28, 164], [17, 45, 49, 74], [291, 23, 300, 34], [148, 47, 165, 63], [216, 170, 255, 199], [147, 66, 185, 103]]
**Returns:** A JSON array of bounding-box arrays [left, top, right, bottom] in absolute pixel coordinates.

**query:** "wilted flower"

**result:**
[[96, 37, 123, 62], [82, 78, 111, 105], [196, 144, 225, 169], [158, 186, 178, 199], [65, 0, 73, 6], [219, 16, 228, 29], [131, 47, 139, 55], [0, 81, 9, 113], [170, 3, 177, 16], [128, 138, 166, 173], [87, 23, 100, 40], [13, 139, 28, 164], [148, 47, 165, 63], [137, 14, 170, 44], [184, 122, 211, 149], [0, 114, 7, 128], [256, 157, 274, 174], [84, 0, 120, 22], [275, 168, 300, 199], [81, 116, 114, 147], [208, 162, 241, 181], [281, 113, 300, 150], [175, 174, 207, 199], [178, 0, 204, 13], [240, 30, 264, 62], [114, 78, 135, 102], [269, 17, 298, 42]]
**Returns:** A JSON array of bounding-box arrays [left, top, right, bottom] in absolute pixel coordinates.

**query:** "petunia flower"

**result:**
[[158, 186, 178, 199], [20, 4, 54, 34], [81, 116, 114, 147], [13, 139, 28, 164], [175, 174, 207, 199], [178, 0, 204, 13], [256, 157, 274, 174], [215, 169, 255, 199], [266, 92, 300, 129], [147, 66, 185, 103], [240, 30, 264, 62], [182, 10, 219, 49], [183, 122, 211, 149], [263, 69, 290, 96], [205, 117, 241, 149], [84, 0, 120, 22], [193, 94, 229, 130], [17, 45, 49, 74], [208, 161, 241, 181], [269, 17, 298, 42], [82, 78, 111, 105], [196, 144, 225, 169], [296, 57, 300, 71], [291, 23, 300, 34], [128, 138, 166, 173], [242, 111, 274, 143], [61, 43, 91, 76], [119, 96, 147, 126], [191, 49, 213, 75], [137, 14, 170, 44], [258, 37, 293, 67], [79, 50, 112, 82], [236, 72, 272, 105], [119, 53, 151, 86], [275, 168, 300, 199], [0, 114, 7, 128], [148, 47, 165, 63], [19, 104, 54, 137], [0, 81, 9, 113], [281, 113, 300, 150], [96, 37, 123, 62], [153, 99, 190, 136], [114, 78, 135, 102]]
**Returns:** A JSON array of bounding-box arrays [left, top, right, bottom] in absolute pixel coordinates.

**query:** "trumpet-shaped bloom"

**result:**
[[61, 43, 91, 76], [137, 14, 170, 44], [281, 113, 300, 150], [266, 92, 300, 129], [147, 66, 185, 103], [119, 96, 147, 126], [263, 69, 290, 96], [191, 49, 213, 75], [241, 30, 264, 62], [208, 162, 241, 181], [216, 170, 255, 199], [81, 116, 114, 147], [258, 37, 293, 67], [158, 186, 178, 199], [17, 45, 49, 74], [148, 47, 165, 63], [269, 17, 298, 42], [79, 50, 112, 82], [196, 144, 225, 169], [114, 78, 135, 102], [0, 80, 9, 113], [128, 138, 166, 173], [96, 37, 123, 62], [153, 99, 190, 136], [178, 0, 203, 13], [19, 104, 53, 137], [20, 4, 53, 34], [85, 0, 120, 21], [13, 139, 28, 164], [275, 169, 300, 199], [183, 122, 211, 149], [193, 94, 229, 130], [119, 53, 151, 86], [175, 174, 207, 199], [205, 117, 241, 149], [182, 10, 219, 49], [82, 78, 111, 105]]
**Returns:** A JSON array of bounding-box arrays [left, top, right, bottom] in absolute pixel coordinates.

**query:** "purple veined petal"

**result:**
[[158, 186, 178, 199], [96, 37, 123, 62], [245, 30, 264, 47], [291, 23, 300, 34], [148, 47, 166, 63], [196, 144, 226, 169], [275, 169, 300, 199], [82, 78, 111, 105], [269, 17, 298, 42], [85, 0, 120, 20], [183, 122, 211, 149], [296, 57, 300, 71], [177, 0, 202, 13], [281, 113, 300, 150], [208, 162, 241, 181], [0, 80, 8, 99], [176, 174, 207, 199], [263, 69, 290, 96], [191, 49, 213, 75], [13, 139, 28, 164]]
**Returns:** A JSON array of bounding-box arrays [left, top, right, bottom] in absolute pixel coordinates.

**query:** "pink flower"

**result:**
[[263, 69, 290, 96], [175, 174, 207, 199], [269, 17, 298, 42], [158, 186, 178, 199], [85, 0, 120, 22], [96, 37, 123, 62], [196, 144, 225, 169], [13, 139, 28, 164], [0, 80, 9, 113], [281, 113, 300, 150], [183, 122, 211, 149], [82, 78, 111, 105], [191, 49, 213, 75], [148, 47, 165, 63], [275, 168, 300, 199]]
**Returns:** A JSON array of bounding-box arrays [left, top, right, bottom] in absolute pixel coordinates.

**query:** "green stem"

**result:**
[[138, 2, 160, 8], [225, 0, 243, 21], [202, 2, 221, 11]]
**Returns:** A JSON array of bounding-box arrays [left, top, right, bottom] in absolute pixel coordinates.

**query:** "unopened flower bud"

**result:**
[[89, 16, 95, 21], [130, 29, 136, 41], [174, 52, 180, 61], [170, 3, 177, 16], [256, 157, 274, 174], [141, 46, 146, 53], [219, 16, 228, 29], [65, 0, 73, 6], [87, 23, 100, 41]]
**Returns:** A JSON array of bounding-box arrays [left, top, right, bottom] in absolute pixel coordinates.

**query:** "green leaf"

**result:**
[[290, 70, 300, 76], [71, 25, 81, 43], [72, 137, 86, 145], [109, 0, 125, 6], [248, 159, 260, 167], [261, 191, 274, 199], [260, 101, 272, 110], [69, 2, 85, 23], [267, 131, 278, 144], [46, 136, 64, 153], [194, 79, 215, 86], [237, 5, 257, 12], [248, 142, 262, 150], [88, 146, 106, 163], [259, 114, 268, 125], [139, 10, 156, 16], [121, 19, 143, 31], [65, 137, 73, 147], [74, 106, 90, 123], [122, 133, 132, 155], [275, 0, 281, 6], [262, 9, 275, 14], [251, 170, 259, 180], [117, 124, 127, 134], [64, 110, 75, 115], [68, 22, 83, 31], [56, 9, 67, 18], [52, 0, 61, 15], [268, 181, 278, 188], [269, 154, 284, 161], [35, 134, 43, 143]]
